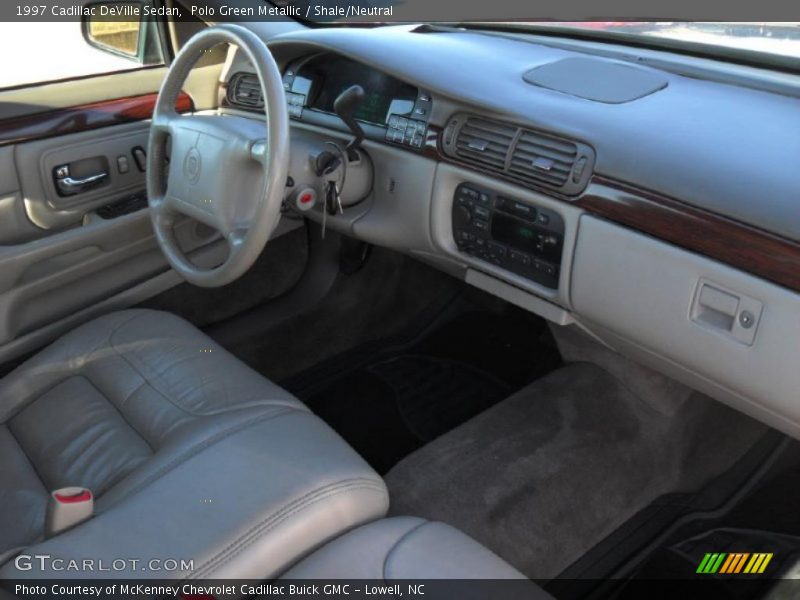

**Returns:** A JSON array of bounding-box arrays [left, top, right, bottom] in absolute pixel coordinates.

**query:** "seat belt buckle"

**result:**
[[45, 487, 94, 537]]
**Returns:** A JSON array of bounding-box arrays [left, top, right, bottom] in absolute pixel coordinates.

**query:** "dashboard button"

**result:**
[[454, 206, 472, 228], [534, 259, 558, 277], [512, 202, 536, 220], [488, 242, 507, 257], [510, 250, 531, 266]]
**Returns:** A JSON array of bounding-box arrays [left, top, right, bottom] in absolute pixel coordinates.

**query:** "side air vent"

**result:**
[[509, 130, 577, 188], [444, 113, 596, 195], [455, 117, 516, 171], [227, 72, 263, 110]]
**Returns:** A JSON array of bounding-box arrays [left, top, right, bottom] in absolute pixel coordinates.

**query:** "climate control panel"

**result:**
[[452, 183, 565, 289]]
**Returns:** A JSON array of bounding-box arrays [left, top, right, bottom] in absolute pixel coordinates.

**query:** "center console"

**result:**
[[452, 182, 565, 289]]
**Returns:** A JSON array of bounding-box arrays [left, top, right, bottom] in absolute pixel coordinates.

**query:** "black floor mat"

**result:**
[[283, 307, 561, 473], [368, 355, 509, 441]]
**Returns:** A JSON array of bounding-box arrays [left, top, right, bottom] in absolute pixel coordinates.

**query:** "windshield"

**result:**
[[515, 22, 800, 61]]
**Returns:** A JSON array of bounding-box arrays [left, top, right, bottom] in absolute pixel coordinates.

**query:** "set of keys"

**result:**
[[323, 172, 344, 216], [318, 143, 347, 238]]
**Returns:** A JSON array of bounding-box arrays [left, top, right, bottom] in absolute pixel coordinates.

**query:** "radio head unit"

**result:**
[[452, 183, 565, 289]]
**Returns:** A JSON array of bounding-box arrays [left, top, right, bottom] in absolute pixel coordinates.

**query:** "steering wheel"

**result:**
[[147, 24, 289, 287]]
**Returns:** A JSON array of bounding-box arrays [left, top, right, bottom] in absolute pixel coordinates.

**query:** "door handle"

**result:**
[[54, 166, 108, 196]]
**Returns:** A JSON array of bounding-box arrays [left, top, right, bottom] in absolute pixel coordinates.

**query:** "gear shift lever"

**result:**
[[334, 85, 365, 155]]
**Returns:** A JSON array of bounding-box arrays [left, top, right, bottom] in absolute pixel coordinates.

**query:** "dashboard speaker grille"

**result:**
[[455, 117, 515, 170], [228, 73, 263, 109]]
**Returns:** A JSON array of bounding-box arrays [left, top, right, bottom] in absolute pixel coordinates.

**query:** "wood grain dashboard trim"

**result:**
[[0, 92, 194, 148], [577, 177, 800, 294], [425, 125, 800, 293]]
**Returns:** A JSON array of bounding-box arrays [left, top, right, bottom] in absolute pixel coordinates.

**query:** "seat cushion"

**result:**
[[0, 309, 388, 578], [282, 517, 551, 598]]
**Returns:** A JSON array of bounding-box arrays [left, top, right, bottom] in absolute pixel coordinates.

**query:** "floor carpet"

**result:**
[[385, 362, 768, 580]]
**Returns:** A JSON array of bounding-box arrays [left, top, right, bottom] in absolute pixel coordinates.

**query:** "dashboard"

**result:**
[[221, 24, 800, 442]]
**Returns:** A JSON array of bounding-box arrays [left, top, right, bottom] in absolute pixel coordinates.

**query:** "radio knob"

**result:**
[[454, 206, 472, 228]]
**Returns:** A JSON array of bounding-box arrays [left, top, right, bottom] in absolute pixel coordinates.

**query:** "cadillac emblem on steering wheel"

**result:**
[[184, 147, 202, 184]]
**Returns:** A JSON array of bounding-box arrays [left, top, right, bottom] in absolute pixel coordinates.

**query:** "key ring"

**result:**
[[324, 141, 348, 193]]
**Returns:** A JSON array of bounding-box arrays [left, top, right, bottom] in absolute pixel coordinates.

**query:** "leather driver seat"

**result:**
[[0, 310, 388, 579]]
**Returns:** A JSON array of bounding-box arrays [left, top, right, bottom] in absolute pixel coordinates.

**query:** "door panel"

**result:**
[[0, 212, 167, 344], [0, 31, 305, 363], [15, 121, 151, 230], [0, 146, 42, 244], [0, 62, 223, 359], [0, 209, 162, 341]]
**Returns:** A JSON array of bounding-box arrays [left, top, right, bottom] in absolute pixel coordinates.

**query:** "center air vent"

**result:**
[[510, 130, 576, 188], [227, 72, 263, 110], [455, 117, 515, 170], [445, 113, 595, 195]]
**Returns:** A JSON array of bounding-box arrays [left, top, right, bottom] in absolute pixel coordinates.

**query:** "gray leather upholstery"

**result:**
[[282, 517, 544, 586], [0, 309, 388, 578]]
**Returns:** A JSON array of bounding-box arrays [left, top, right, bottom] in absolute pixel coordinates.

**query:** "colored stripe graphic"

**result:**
[[720, 553, 749, 573], [697, 553, 726, 574], [735, 553, 750, 573], [697, 552, 774, 574], [718, 554, 734, 573], [744, 553, 774, 574], [696, 554, 713, 573], [719, 554, 736, 573]]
